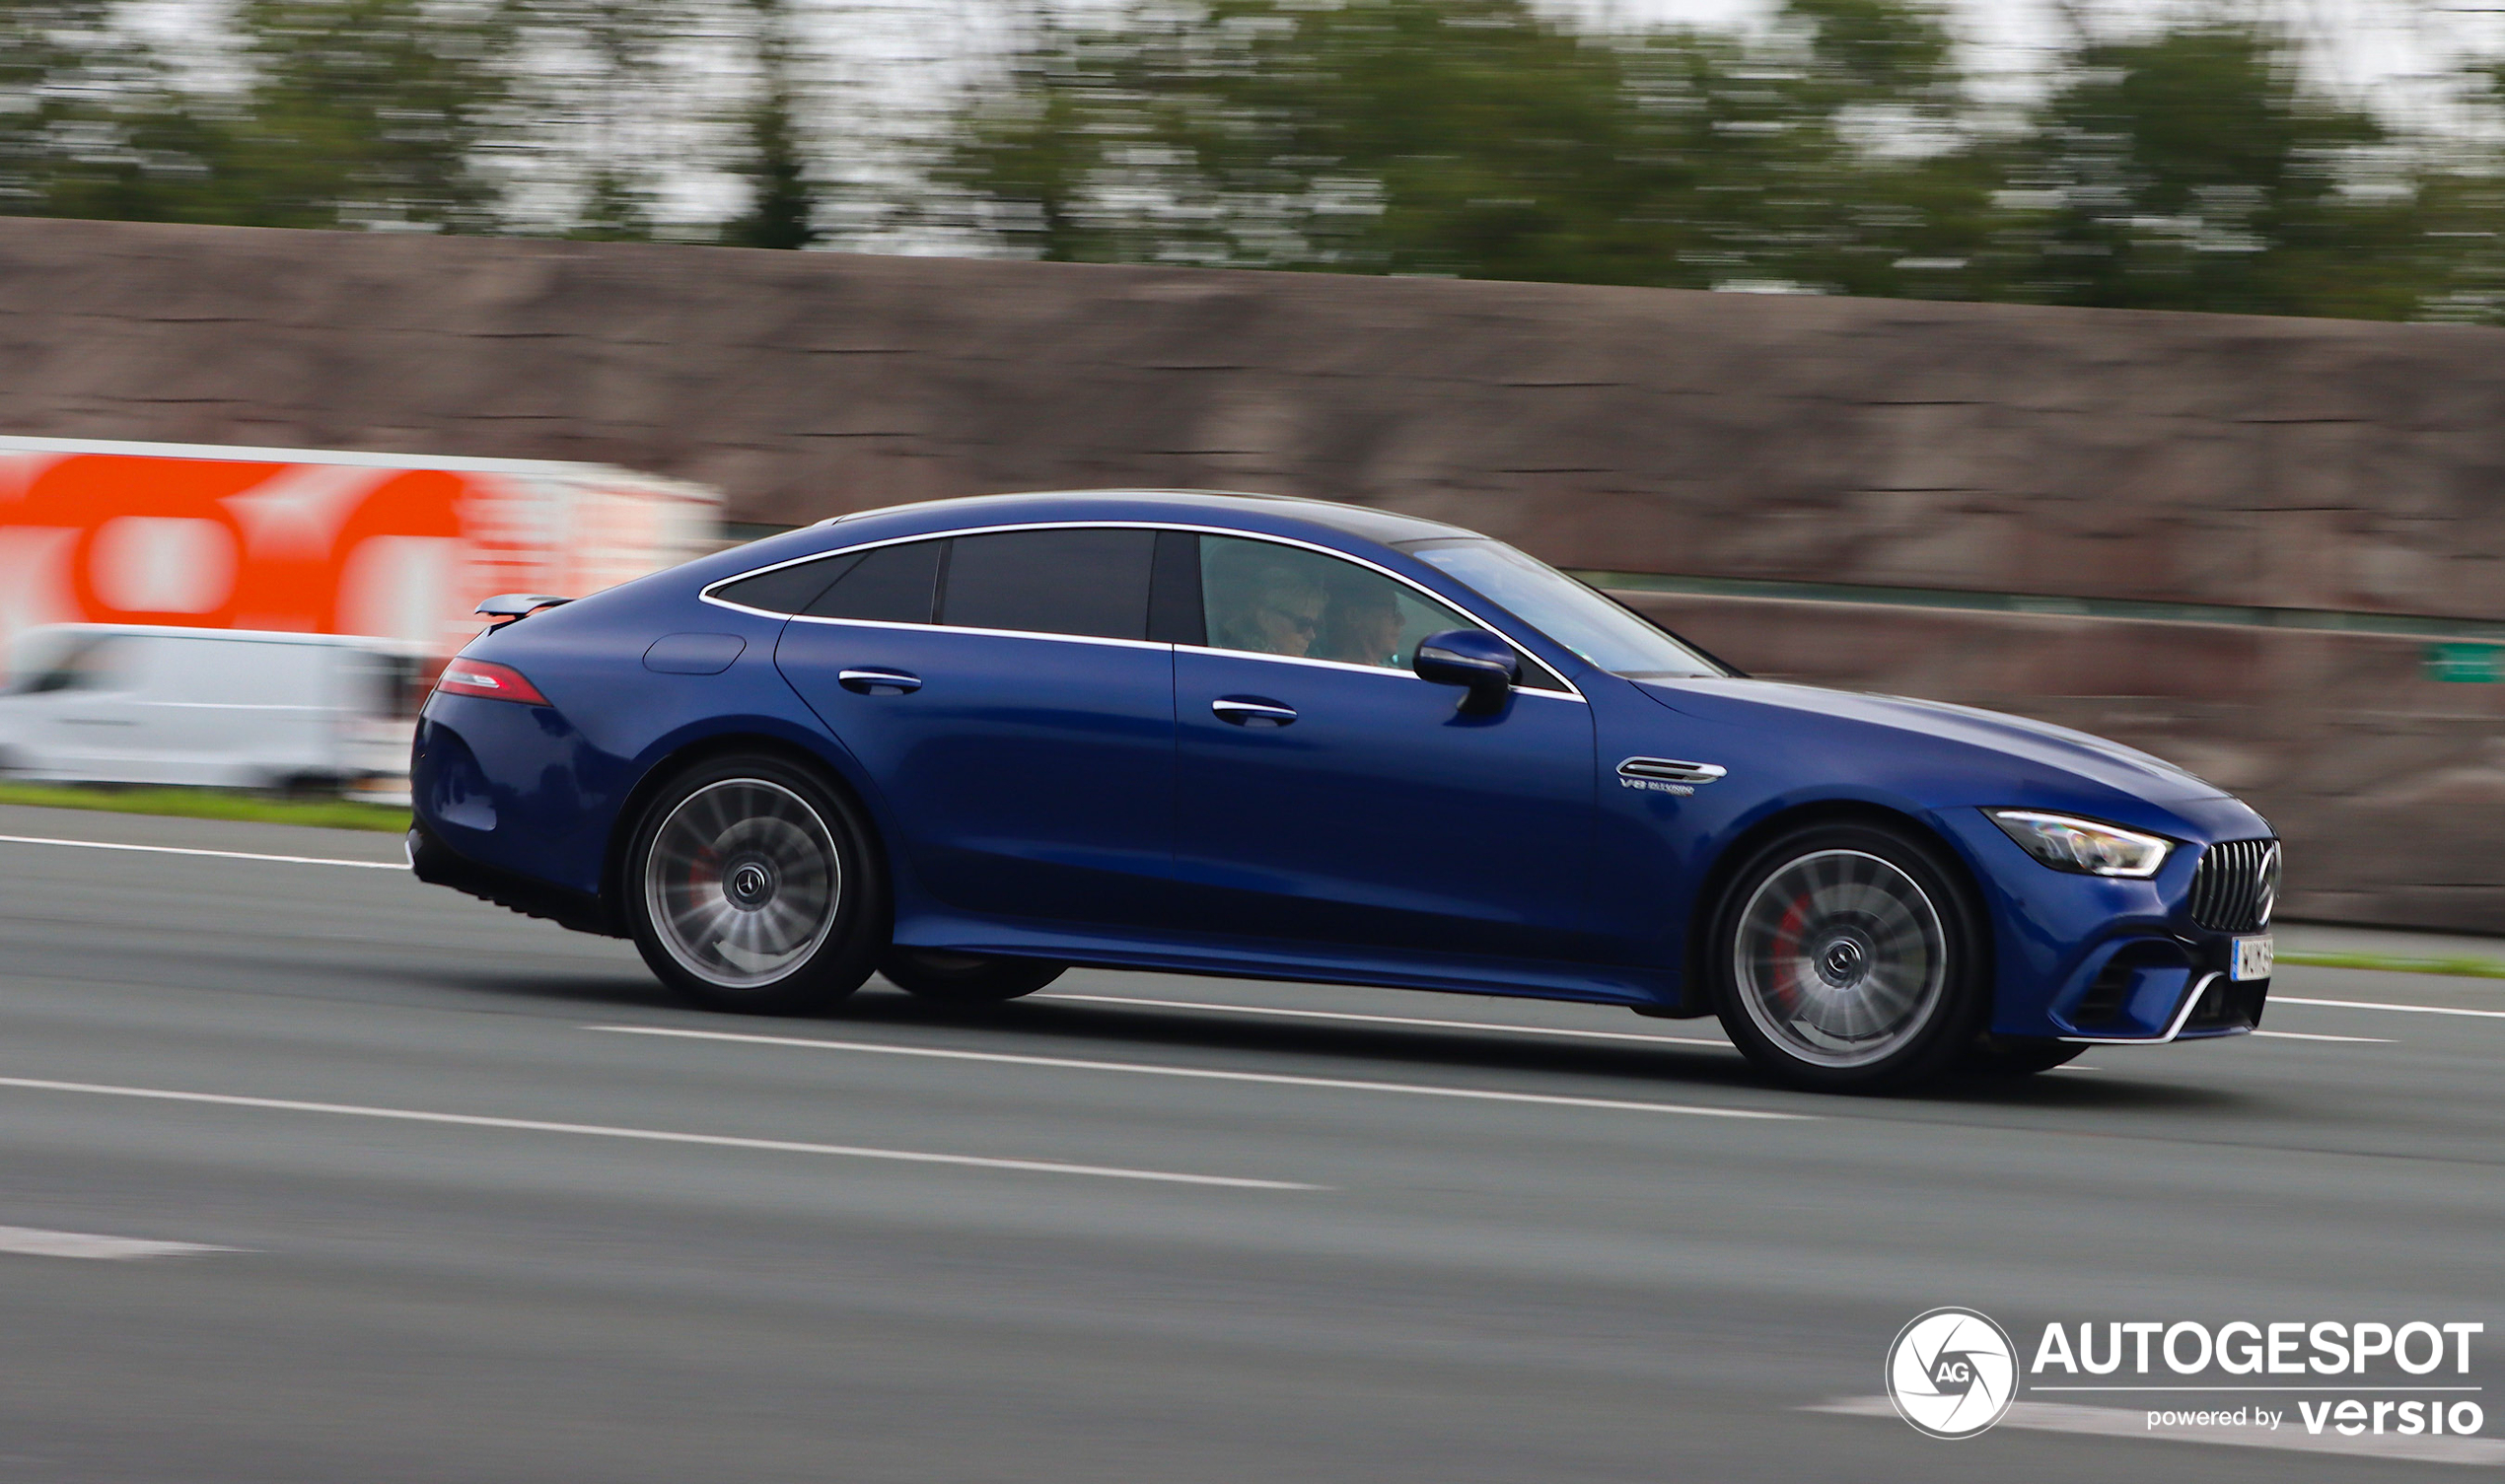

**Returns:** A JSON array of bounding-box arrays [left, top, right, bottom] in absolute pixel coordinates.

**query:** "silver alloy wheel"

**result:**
[[1732, 848, 1948, 1069], [642, 778, 841, 988]]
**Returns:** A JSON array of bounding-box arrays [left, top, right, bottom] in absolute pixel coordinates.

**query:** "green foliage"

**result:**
[[722, 2, 815, 249], [2008, 24, 2425, 318], [931, 0, 2505, 321], [6, 0, 2505, 323], [0, 780, 409, 832], [0, 0, 208, 221], [936, 0, 2002, 297], [217, 0, 512, 232], [724, 87, 816, 247]]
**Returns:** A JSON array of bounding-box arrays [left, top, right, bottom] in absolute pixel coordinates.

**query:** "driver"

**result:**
[[1315, 583, 1404, 668]]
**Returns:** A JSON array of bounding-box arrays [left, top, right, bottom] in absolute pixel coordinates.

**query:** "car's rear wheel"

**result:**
[[625, 754, 888, 1015], [881, 949, 1065, 1005], [1710, 822, 1988, 1094]]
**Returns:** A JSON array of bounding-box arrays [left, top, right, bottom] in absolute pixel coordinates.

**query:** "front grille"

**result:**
[[2187, 838, 2280, 933]]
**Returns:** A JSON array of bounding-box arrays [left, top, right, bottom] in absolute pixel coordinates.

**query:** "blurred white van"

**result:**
[[0, 625, 426, 791]]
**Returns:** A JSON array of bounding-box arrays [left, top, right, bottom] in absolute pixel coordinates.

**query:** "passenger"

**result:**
[[1316, 584, 1404, 667]]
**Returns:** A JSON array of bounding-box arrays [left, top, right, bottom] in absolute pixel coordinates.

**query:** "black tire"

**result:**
[[1959, 1034, 2089, 1077], [882, 949, 1065, 1005], [1709, 821, 1990, 1094], [623, 752, 890, 1015]]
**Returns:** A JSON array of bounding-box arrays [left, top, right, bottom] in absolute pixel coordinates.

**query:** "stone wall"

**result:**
[[0, 216, 2499, 928]]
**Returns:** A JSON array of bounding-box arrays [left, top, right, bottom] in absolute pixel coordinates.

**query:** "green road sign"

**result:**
[[2424, 643, 2503, 682]]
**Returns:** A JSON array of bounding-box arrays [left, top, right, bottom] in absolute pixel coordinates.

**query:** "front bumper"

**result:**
[[2047, 932, 2269, 1043], [1936, 807, 2274, 1043]]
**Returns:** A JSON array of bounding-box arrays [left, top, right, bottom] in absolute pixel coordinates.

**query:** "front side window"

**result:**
[[1400, 538, 1725, 680], [939, 528, 1156, 641], [1199, 535, 1505, 675]]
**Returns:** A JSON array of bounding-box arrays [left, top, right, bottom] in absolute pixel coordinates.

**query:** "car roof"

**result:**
[[823, 489, 1482, 547]]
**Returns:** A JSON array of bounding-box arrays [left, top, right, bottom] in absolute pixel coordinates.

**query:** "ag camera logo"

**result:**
[[1888, 1307, 2018, 1438]]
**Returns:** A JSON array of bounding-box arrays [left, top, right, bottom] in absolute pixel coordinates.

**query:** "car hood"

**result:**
[[1631, 677, 2235, 806]]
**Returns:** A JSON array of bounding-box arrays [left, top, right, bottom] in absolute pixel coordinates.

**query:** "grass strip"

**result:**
[[0, 781, 408, 833], [2279, 951, 2505, 981]]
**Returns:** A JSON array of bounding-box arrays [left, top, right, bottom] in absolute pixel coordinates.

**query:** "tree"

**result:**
[[0, 0, 224, 222], [932, 0, 2007, 297], [722, 0, 815, 248], [2006, 22, 2433, 318], [212, 0, 512, 232]]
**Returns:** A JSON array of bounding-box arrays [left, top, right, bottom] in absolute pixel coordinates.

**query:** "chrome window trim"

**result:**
[[699, 519, 1586, 699], [782, 612, 1174, 655], [1173, 643, 1587, 701]]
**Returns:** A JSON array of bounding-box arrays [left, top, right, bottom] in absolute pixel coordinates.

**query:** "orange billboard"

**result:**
[[0, 437, 722, 669]]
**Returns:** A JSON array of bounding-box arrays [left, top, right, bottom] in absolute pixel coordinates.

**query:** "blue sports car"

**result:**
[[409, 490, 2280, 1092]]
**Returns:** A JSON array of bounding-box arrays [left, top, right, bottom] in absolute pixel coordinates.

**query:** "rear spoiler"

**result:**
[[474, 594, 573, 629]]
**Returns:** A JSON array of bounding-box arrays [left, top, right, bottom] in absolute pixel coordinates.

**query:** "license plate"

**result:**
[[2231, 935, 2274, 981]]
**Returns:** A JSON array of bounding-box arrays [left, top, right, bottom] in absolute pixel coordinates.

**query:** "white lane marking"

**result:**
[[0, 1224, 240, 1260], [1034, 992, 1734, 1048], [2278, 996, 2505, 1022], [588, 1025, 1815, 1120], [1806, 1395, 2505, 1466], [0, 1076, 1314, 1191], [2253, 1028, 2394, 1043], [0, 834, 405, 870]]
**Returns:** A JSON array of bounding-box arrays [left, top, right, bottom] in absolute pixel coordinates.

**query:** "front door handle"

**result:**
[[1211, 696, 1297, 727], [838, 668, 922, 695]]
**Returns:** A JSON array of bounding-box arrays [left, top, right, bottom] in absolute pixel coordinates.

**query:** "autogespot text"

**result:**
[[2030, 1320, 2486, 1438]]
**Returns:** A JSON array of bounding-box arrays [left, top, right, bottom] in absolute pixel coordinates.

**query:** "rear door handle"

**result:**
[[1211, 696, 1297, 727], [838, 668, 922, 695]]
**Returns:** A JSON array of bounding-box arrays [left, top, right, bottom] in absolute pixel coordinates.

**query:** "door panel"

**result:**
[[772, 528, 1176, 928], [1173, 651, 1597, 960], [779, 624, 1176, 924]]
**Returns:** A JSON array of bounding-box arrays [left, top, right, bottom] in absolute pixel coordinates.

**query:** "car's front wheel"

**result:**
[[1710, 822, 1988, 1094], [625, 754, 888, 1015]]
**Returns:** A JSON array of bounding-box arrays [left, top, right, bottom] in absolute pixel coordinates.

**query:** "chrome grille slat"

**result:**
[[2187, 838, 2279, 934]]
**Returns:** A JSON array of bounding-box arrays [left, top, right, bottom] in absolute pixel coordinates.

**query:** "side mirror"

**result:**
[[1414, 629, 1520, 716]]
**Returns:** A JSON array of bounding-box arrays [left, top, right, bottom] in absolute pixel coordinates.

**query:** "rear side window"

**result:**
[[800, 540, 944, 623], [940, 528, 1157, 641], [712, 554, 859, 615]]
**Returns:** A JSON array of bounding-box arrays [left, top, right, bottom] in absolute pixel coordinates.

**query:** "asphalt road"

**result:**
[[0, 802, 2497, 1483]]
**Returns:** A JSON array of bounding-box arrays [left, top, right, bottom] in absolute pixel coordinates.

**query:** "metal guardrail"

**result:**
[[1574, 570, 2505, 646]]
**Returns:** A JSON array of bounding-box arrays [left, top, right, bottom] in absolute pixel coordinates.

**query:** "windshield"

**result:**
[[1400, 539, 1727, 680]]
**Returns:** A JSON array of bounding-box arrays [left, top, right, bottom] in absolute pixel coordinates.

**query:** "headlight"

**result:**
[[1987, 810, 2172, 878]]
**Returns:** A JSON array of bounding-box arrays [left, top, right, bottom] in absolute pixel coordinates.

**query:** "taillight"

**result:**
[[434, 659, 550, 705]]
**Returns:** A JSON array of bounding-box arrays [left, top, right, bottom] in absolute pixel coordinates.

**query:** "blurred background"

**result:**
[[0, 0, 2502, 928], [10, 0, 2505, 315]]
